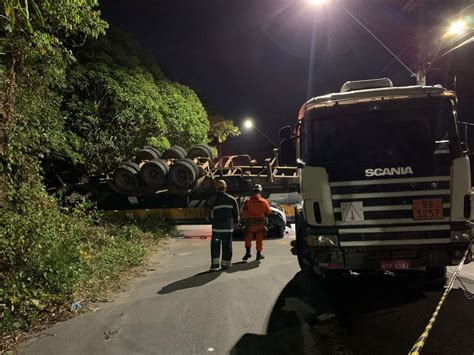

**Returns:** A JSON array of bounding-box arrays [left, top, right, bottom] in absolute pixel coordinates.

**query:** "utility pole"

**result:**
[[416, 0, 427, 85]]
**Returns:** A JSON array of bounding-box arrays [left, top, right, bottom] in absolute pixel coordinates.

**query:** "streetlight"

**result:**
[[243, 119, 254, 130], [448, 20, 467, 36], [426, 18, 473, 73], [242, 118, 277, 148], [308, 0, 327, 6]]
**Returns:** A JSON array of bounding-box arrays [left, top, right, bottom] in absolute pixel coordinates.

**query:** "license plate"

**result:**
[[412, 198, 444, 220], [381, 259, 411, 270]]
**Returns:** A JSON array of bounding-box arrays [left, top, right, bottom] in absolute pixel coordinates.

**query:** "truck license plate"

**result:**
[[381, 260, 411, 270], [412, 198, 443, 220]]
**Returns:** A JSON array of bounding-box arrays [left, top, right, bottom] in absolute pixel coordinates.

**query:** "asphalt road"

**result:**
[[18, 226, 474, 355]]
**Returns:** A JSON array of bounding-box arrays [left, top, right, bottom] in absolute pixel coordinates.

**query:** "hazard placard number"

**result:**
[[412, 198, 443, 220]]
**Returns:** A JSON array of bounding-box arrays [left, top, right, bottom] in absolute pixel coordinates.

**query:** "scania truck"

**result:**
[[293, 78, 473, 277]]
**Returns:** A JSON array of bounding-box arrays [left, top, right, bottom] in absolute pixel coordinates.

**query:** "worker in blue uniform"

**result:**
[[207, 180, 240, 270]]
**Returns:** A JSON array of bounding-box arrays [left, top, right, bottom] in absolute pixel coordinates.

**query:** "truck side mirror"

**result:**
[[279, 126, 297, 166], [296, 159, 306, 169], [279, 126, 292, 140], [459, 121, 474, 154]]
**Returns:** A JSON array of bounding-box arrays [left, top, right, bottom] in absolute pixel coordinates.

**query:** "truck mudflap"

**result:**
[[311, 243, 472, 271]]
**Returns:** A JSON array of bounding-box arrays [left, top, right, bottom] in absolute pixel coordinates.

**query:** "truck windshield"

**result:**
[[302, 100, 459, 180]]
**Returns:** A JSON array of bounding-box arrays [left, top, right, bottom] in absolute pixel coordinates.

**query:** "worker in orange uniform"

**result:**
[[241, 184, 272, 261]]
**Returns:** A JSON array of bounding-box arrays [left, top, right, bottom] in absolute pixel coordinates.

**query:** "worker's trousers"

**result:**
[[244, 226, 265, 252], [211, 231, 233, 267]]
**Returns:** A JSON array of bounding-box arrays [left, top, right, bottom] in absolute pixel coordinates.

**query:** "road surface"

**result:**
[[18, 226, 474, 354]]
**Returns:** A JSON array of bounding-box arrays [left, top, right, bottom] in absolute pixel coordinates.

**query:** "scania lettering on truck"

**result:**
[[294, 78, 473, 277]]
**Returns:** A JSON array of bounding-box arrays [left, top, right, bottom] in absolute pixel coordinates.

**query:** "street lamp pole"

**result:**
[[253, 125, 277, 148], [243, 119, 277, 148]]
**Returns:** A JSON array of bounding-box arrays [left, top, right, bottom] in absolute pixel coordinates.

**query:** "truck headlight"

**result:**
[[306, 235, 339, 247], [451, 229, 472, 243]]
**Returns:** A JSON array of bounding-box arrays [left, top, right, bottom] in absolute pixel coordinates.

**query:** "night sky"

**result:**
[[101, 0, 474, 158]]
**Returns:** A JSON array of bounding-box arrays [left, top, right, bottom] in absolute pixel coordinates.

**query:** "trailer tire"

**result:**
[[162, 145, 187, 160], [169, 158, 199, 189], [136, 147, 161, 162], [140, 159, 169, 189], [113, 161, 140, 194], [187, 144, 214, 159]]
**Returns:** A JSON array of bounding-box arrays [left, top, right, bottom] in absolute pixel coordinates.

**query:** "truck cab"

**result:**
[[294, 78, 473, 276]]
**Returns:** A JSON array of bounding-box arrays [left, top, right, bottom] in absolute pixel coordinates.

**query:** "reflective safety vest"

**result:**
[[207, 192, 240, 233]]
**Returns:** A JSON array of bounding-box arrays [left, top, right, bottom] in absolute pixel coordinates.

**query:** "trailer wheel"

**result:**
[[187, 144, 214, 159], [136, 147, 161, 162], [182, 157, 200, 177], [169, 158, 198, 189], [140, 158, 169, 189], [162, 145, 187, 160], [113, 161, 140, 194], [147, 146, 162, 157]]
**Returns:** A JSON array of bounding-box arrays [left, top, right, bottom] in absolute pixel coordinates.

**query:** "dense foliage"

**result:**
[[208, 114, 241, 145], [0, 0, 226, 339], [63, 28, 210, 175], [0, 0, 238, 339], [0, 190, 169, 335]]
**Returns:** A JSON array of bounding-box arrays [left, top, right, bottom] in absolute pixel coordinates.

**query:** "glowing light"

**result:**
[[308, 0, 327, 6], [243, 119, 254, 130], [448, 20, 467, 35]]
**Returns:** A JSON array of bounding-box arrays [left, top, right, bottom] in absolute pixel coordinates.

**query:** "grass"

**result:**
[[0, 191, 170, 349]]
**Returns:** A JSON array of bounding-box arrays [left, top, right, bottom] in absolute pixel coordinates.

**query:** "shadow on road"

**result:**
[[158, 270, 223, 294], [231, 271, 474, 355], [158, 261, 260, 294], [225, 261, 260, 273]]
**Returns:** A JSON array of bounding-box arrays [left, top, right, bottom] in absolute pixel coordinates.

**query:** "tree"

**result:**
[[63, 28, 210, 175], [208, 114, 240, 144], [0, 0, 108, 196]]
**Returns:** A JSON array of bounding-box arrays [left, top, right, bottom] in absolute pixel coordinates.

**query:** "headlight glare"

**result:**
[[306, 234, 338, 247], [451, 229, 472, 243]]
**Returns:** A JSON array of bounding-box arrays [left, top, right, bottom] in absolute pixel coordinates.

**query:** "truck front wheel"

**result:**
[[295, 210, 322, 278], [423, 267, 447, 290]]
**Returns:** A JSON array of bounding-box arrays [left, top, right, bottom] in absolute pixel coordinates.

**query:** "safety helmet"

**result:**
[[215, 179, 227, 191], [252, 184, 263, 192]]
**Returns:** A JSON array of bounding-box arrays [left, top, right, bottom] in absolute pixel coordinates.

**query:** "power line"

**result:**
[[337, 1, 416, 76]]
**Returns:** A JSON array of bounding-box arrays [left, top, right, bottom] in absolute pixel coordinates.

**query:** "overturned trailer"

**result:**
[[75, 144, 300, 232]]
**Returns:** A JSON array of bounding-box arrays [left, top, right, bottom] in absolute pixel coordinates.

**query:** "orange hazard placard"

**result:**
[[412, 198, 443, 220]]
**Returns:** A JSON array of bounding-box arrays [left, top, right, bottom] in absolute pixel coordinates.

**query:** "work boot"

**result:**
[[210, 263, 220, 271], [256, 251, 265, 260], [242, 248, 252, 261], [221, 260, 232, 270]]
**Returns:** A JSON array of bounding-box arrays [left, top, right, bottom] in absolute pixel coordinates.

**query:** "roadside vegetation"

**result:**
[[0, 0, 237, 341]]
